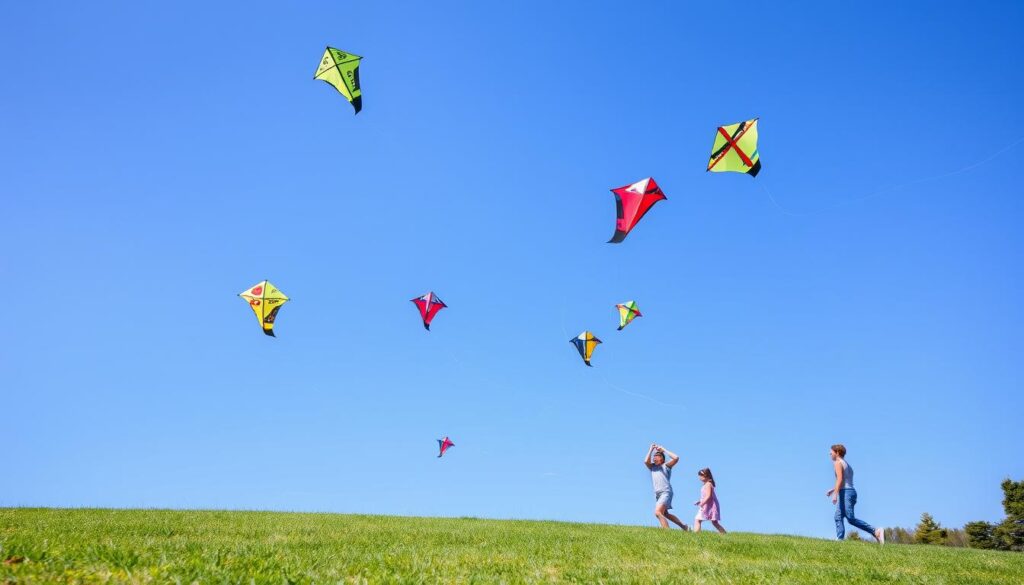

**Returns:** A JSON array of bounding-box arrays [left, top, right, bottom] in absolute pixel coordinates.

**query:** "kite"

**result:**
[[437, 436, 454, 457], [608, 177, 667, 243], [570, 331, 602, 366], [707, 118, 760, 177], [616, 300, 642, 330], [314, 47, 363, 114], [411, 292, 447, 330], [238, 280, 289, 337]]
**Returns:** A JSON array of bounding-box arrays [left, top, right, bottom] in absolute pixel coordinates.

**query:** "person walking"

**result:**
[[644, 443, 688, 530], [827, 444, 884, 544], [693, 468, 726, 533]]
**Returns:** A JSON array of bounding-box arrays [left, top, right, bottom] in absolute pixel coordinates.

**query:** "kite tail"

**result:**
[[351, 96, 363, 114], [423, 323, 430, 331], [263, 329, 276, 337]]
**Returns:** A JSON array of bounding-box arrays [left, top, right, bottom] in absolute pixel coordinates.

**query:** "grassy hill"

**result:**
[[2, 509, 1023, 584]]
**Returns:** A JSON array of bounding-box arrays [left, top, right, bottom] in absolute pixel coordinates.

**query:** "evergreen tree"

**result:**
[[914, 513, 948, 545], [966, 521, 998, 550], [997, 479, 1024, 551], [965, 478, 1024, 552], [1002, 478, 1024, 519]]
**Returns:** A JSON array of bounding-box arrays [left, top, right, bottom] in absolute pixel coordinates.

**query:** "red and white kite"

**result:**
[[411, 292, 447, 330], [608, 177, 667, 243]]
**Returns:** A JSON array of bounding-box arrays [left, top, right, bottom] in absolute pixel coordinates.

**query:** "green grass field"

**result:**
[[2, 509, 1023, 584]]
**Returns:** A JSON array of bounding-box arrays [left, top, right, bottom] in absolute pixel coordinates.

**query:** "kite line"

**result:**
[[596, 370, 687, 408], [760, 135, 1024, 217]]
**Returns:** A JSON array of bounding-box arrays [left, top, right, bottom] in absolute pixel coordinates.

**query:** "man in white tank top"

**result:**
[[827, 444, 885, 544]]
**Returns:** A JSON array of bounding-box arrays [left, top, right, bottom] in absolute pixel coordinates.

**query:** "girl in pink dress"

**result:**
[[693, 468, 726, 533]]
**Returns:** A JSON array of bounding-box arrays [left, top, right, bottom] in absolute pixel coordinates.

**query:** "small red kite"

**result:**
[[411, 292, 447, 330]]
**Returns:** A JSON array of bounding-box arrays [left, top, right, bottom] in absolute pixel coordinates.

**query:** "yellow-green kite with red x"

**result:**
[[707, 118, 761, 177]]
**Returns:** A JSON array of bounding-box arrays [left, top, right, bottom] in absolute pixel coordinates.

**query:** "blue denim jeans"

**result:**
[[835, 488, 876, 540]]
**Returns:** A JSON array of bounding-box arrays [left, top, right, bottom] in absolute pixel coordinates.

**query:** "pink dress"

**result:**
[[697, 483, 721, 521]]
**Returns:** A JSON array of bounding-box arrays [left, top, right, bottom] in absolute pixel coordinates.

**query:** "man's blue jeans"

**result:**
[[835, 488, 876, 539]]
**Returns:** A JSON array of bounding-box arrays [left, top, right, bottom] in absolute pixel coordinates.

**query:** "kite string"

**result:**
[[596, 370, 686, 408], [761, 183, 799, 217], [761, 135, 1024, 217], [559, 297, 686, 409]]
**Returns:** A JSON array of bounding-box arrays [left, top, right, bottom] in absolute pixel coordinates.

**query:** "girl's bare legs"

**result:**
[[711, 520, 727, 534], [693, 519, 703, 532]]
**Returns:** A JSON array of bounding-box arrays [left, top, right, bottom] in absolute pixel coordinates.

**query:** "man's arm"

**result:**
[[827, 460, 843, 502], [662, 447, 681, 468]]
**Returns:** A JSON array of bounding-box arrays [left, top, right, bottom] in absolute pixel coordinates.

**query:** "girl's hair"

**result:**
[[831, 444, 847, 458], [698, 467, 716, 487], [653, 450, 665, 460]]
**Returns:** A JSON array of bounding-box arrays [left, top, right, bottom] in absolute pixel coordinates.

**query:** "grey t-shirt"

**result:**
[[650, 464, 672, 493]]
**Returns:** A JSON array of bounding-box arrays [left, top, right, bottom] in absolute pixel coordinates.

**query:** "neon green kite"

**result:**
[[707, 118, 760, 177], [314, 47, 363, 114]]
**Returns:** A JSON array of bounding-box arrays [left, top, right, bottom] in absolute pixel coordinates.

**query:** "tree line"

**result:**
[[871, 479, 1022, 551]]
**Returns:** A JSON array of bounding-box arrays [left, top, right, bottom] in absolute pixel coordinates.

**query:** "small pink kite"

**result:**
[[437, 436, 454, 458]]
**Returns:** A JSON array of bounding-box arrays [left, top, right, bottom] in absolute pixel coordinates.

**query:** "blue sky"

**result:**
[[3, 1, 1023, 539]]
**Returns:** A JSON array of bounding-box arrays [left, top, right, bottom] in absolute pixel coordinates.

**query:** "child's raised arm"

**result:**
[[662, 448, 681, 468], [644, 443, 656, 468]]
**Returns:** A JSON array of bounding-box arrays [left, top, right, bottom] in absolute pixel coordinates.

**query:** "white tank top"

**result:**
[[837, 458, 855, 489]]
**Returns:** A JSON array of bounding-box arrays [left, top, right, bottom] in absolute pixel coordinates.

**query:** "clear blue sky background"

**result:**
[[3, 1, 1023, 539]]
